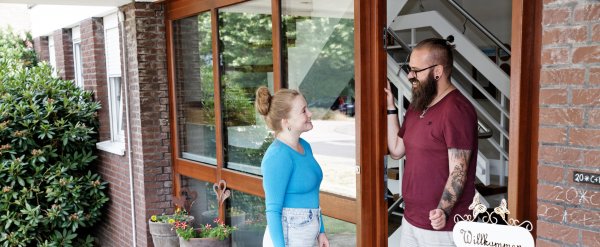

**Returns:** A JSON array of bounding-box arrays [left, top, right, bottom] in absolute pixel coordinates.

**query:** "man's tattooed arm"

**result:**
[[437, 148, 471, 218]]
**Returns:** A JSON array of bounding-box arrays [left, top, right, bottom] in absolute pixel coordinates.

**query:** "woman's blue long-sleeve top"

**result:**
[[262, 138, 325, 246]]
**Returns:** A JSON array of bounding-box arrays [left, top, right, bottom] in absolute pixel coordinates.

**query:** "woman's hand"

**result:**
[[317, 233, 330, 247]]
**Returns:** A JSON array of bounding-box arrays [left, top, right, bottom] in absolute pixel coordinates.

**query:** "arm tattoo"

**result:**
[[438, 148, 471, 217]]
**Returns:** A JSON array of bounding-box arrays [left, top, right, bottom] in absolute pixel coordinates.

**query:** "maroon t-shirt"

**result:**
[[398, 90, 478, 231]]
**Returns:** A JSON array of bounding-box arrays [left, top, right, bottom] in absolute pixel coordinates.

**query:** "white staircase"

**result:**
[[386, 8, 510, 187]]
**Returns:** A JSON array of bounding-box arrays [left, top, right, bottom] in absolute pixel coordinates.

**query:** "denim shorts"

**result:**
[[263, 208, 321, 247]]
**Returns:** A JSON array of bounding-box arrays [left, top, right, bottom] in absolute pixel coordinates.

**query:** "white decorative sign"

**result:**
[[453, 221, 534, 247], [453, 194, 534, 247]]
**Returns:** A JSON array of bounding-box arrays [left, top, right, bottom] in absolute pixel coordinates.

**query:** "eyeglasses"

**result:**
[[402, 64, 439, 77]]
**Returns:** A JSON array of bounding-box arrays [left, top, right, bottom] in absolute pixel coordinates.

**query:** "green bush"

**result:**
[[0, 30, 108, 246]]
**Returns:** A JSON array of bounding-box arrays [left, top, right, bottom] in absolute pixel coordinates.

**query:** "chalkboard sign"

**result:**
[[573, 171, 600, 185]]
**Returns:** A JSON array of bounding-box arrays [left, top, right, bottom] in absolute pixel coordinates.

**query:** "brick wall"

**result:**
[[121, 2, 171, 247], [537, 1, 600, 246], [77, 16, 135, 247], [52, 28, 74, 80], [33, 36, 49, 63], [80, 17, 111, 140]]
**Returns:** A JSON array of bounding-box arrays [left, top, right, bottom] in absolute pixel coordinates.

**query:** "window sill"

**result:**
[[96, 140, 126, 156]]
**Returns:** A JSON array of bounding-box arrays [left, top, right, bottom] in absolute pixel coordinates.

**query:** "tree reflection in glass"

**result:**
[[218, 1, 274, 175]]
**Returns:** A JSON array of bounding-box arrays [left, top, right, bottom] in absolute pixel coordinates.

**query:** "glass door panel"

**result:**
[[218, 0, 274, 175], [282, 0, 356, 199], [173, 12, 217, 165], [181, 176, 219, 227], [228, 190, 267, 247]]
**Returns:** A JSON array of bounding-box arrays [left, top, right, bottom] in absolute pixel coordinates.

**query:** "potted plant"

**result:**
[[174, 218, 237, 247], [149, 208, 195, 247], [200, 207, 246, 227]]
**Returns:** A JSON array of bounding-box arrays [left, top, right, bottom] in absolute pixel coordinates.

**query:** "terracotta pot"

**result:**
[[179, 237, 231, 247]]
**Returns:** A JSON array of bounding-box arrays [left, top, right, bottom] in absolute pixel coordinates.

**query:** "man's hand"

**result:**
[[383, 80, 396, 110], [318, 233, 330, 247], [429, 208, 447, 230]]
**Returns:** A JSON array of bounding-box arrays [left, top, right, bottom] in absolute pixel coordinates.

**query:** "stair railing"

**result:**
[[445, 0, 511, 56], [386, 11, 511, 185]]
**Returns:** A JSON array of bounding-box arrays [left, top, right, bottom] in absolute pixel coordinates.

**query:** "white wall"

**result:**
[[30, 5, 116, 37], [0, 4, 31, 36]]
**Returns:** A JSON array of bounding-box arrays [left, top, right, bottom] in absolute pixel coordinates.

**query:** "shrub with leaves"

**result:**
[[0, 29, 108, 246]]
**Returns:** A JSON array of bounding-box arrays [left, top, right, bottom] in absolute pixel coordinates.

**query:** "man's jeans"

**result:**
[[263, 208, 321, 247], [399, 217, 455, 247]]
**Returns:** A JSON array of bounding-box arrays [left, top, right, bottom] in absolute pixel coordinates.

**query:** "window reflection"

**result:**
[[173, 13, 217, 164], [228, 190, 267, 247], [180, 176, 219, 228], [282, 0, 356, 198], [218, 1, 273, 175]]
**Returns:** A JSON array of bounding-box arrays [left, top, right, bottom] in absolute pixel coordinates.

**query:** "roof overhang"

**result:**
[[0, 0, 158, 7]]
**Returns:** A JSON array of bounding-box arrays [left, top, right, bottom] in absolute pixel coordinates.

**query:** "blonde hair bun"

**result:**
[[255, 86, 271, 116]]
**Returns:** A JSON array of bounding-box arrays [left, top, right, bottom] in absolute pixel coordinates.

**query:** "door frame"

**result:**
[[358, 0, 542, 245]]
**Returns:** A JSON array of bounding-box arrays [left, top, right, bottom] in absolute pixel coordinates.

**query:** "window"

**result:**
[[168, 1, 357, 245], [72, 26, 84, 88], [104, 13, 124, 143], [173, 12, 217, 165], [48, 35, 57, 77], [108, 77, 124, 142]]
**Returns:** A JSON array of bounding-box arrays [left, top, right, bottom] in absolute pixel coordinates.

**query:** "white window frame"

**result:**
[[99, 13, 126, 151], [108, 76, 124, 142], [72, 26, 84, 88], [48, 35, 57, 77]]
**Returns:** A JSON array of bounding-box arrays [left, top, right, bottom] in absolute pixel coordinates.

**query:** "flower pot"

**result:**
[[149, 216, 194, 247], [179, 237, 231, 247], [149, 220, 179, 247]]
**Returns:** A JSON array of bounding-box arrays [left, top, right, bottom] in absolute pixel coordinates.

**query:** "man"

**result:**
[[384, 36, 478, 246]]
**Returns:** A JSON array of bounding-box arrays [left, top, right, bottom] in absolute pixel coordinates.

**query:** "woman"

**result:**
[[255, 86, 329, 247]]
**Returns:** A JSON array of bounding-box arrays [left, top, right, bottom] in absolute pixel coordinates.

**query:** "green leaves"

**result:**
[[0, 29, 107, 246]]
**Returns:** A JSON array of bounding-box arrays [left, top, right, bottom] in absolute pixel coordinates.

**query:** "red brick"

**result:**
[[540, 68, 585, 85], [538, 184, 566, 203], [542, 26, 587, 45], [565, 207, 600, 228], [591, 67, 600, 85], [574, 3, 600, 22], [593, 24, 600, 42], [562, 171, 600, 205], [539, 107, 584, 125], [541, 47, 570, 65], [537, 221, 579, 243], [537, 202, 565, 223], [539, 126, 567, 144], [539, 165, 565, 183], [543, 0, 578, 5], [583, 150, 600, 168], [543, 8, 571, 25], [570, 128, 600, 147], [539, 146, 583, 165], [536, 239, 562, 247], [540, 88, 568, 105], [582, 229, 600, 247], [573, 46, 600, 64], [573, 89, 600, 106]]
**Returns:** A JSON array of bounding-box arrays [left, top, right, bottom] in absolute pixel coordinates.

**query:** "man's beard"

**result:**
[[409, 70, 437, 112]]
